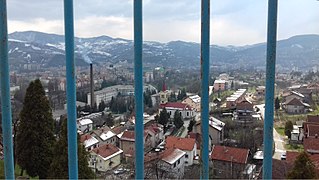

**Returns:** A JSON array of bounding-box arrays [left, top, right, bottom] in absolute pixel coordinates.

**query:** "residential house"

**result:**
[[145, 123, 164, 148], [282, 91, 305, 104], [282, 97, 310, 114], [159, 90, 170, 104], [213, 79, 227, 92], [188, 132, 212, 160], [165, 136, 197, 166], [256, 86, 265, 97], [158, 148, 186, 179], [151, 93, 160, 107], [211, 145, 250, 179], [111, 125, 127, 147], [297, 88, 313, 104], [226, 89, 247, 108], [77, 118, 93, 133], [182, 95, 201, 112], [290, 121, 304, 141], [88, 144, 123, 172], [159, 102, 195, 119], [80, 134, 99, 151], [91, 126, 118, 146], [120, 130, 152, 158], [233, 98, 260, 124], [193, 116, 225, 145]]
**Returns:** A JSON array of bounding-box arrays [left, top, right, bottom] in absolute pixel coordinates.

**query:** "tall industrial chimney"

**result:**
[[90, 63, 94, 108]]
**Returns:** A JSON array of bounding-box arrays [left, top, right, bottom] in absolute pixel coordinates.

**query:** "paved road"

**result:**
[[254, 104, 286, 159], [273, 127, 286, 159]]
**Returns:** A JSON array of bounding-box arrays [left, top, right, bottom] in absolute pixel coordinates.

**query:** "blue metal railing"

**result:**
[[263, 0, 278, 179], [200, 0, 210, 179], [63, 0, 79, 179], [0, 0, 15, 178], [133, 0, 144, 179], [0, 0, 279, 179]]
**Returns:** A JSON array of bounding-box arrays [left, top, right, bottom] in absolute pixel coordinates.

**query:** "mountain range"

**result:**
[[8, 31, 319, 70]]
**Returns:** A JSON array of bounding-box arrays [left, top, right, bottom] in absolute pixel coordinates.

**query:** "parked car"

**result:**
[[281, 152, 286, 160], [113, 167, 126, 175]]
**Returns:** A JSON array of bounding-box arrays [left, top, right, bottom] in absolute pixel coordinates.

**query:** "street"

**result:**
[[254, 104, 286, 159]]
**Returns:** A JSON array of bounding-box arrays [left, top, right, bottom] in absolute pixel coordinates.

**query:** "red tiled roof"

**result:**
[[120, 130, 149, 142], [286, 151, 319, 175], [303, 137, 319, 152], [308, 124, 319, 137], [165, 136, 196, 151], [160, 102, 192, 110], [211, 145, 249, 164], [92, 144, 122, 159], [80, 134, 92, 143], [188, 132, 201, 150], [308, 115, 319, 123], [258, 159, 292, 179], [303, 122, 319, 135], [112, 125, 127, 135], [286, 151, 300, 163]]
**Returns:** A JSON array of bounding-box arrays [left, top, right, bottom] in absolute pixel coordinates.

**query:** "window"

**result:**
[[185, 154, 188, 158], [174, 162, 176, 168], [177, 159, 180, 164], [187, 112, 189, 116]]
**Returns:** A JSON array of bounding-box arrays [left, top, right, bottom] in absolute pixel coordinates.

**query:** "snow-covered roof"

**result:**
[[83, 136, 99, 148], [189, 95, 201, 103], [100, 131, 116, 141], [209, 117, 225, 131], [291, 91, 305, 98], [78, 119, 93, 126], [214, 79, 226, 84]]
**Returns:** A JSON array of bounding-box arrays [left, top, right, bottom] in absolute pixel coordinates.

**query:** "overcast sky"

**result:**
[[7, 0, 319, 46]]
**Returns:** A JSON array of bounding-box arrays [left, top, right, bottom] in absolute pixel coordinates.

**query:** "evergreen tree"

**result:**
[[49, 118, 95, 179], [287, 152, 317, 179], [173, 110, 184, 129], [16, 79, 55, 178], [169, 92, 177, 102], [188, 119, 196, 132], [106, 113, 114, 127], [159, 108, 169, 126], [155, 114, 160, 123], [285, 120, 294, 139], [98, 100, 106, 112], [275, 97, 280, 111]]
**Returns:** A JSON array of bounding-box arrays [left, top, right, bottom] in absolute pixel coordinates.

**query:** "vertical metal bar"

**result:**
[[200, 0, 210, 179], [0, 0, 15, 179], [63, 0, 78, 179], [263, 0, 278, 179], [134, 0, 144, 179]]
